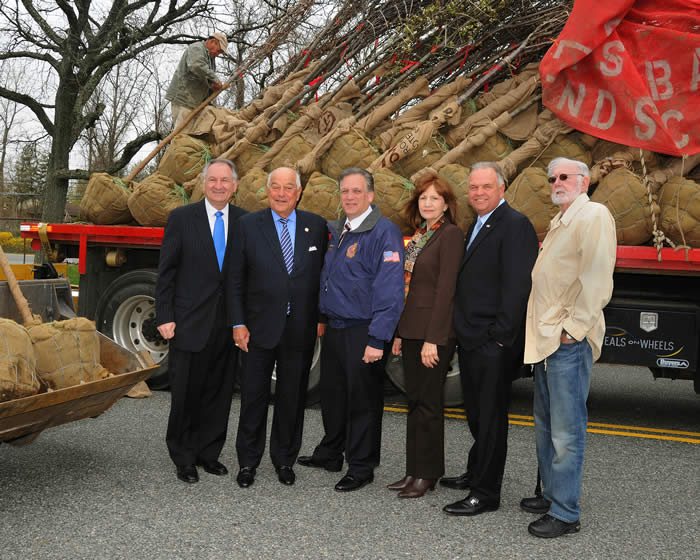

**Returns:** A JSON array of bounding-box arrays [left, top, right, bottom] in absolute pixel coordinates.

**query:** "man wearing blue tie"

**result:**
[[229, 167, 328, 488], [156, 158, 246, 484], [442, 162, 538, 515]]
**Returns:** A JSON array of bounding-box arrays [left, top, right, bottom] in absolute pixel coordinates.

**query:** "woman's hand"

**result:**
[[421, 342, 439, 368], [391, 337, 402, 355]]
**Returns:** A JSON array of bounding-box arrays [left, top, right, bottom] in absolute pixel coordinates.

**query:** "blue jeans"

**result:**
[[533, 339, 592, 523]]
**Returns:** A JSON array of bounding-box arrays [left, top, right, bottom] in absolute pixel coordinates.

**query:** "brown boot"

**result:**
[[398, 478, 436, 498], [387, 475, 414, 491]]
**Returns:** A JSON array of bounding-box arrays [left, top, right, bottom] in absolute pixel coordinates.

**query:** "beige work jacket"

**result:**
[[524, 193, 616, 364]]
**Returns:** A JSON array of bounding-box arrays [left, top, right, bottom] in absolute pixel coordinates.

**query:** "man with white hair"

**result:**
[[521, 157, 616, 538], [166, 32, 228, 129]]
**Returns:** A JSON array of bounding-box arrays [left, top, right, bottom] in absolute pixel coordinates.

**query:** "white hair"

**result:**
[[267, 167, 301, 189]]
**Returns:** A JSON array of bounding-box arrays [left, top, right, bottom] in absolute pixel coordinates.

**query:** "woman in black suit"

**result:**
[[388, 172, 464, 498]]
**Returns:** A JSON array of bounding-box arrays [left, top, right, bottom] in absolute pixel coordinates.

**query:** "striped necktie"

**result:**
[[338, 222, 351, 247], [279, 217, 294, 274]]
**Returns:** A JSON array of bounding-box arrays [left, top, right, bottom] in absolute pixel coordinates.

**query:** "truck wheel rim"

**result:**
[[112, 295, 168, 364]]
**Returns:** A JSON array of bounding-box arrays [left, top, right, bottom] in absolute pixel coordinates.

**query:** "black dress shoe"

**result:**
[[439, 472, 471, 490], [236, 466, 256, 488], [334, 473, 374, 492], [520, 495, 551, 514], [528, 514, 581, 538], [443, 495, 499, 516], [297, 455, 343, 472], [276, 466, 296, 486], [176, 465, 199, 484], [196, 460, 228, 476]]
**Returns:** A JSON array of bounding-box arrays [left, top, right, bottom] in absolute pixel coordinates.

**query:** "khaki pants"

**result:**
[[170, 103, 194, 131]]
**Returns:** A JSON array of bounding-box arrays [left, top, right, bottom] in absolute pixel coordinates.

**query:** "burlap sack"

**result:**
[[235, 168, 269, 212], [525, 132, 592, 172], [0, 318, 39, 402], [183, 175, 204, 203], [158, 134, 211, 185], [659, 177, 700, 248], [455, 132, 513, 168], [437, 163, 477, 233], [504, 167, 559, 241], [591, 168, 657, 245], [234, 144, 268, 177], [393, 137, 448, 179], [298, 172, 341, 220], [321, 131, 379, 181], [267, 135, 314, 171], [373, 169, 415, 235], [28, 318, 108, 391], [80, 173, 132, 225], [128, 173, 189, 227]]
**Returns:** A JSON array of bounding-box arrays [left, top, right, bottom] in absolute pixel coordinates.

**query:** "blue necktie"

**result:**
[[466, 218, 483, 250], [280, 217, 294, 315], [213, 211, 225, 270]]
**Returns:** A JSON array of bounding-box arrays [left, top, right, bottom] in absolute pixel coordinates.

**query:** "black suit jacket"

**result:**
[[453, 201, 538, 354], [228, 208, 328, 350], [156, 200, 247, 353]]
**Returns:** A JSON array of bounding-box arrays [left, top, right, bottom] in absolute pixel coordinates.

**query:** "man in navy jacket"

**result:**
[[298, 167, 404, 492]]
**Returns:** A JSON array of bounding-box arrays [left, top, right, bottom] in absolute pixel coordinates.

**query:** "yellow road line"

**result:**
[[384, 406, 700, 443]]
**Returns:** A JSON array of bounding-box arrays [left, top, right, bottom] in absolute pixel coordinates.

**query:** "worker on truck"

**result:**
[[165, 32, 227, 129]]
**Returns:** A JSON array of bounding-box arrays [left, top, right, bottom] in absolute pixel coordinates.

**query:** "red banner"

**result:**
[[540, 0, 700, 156]]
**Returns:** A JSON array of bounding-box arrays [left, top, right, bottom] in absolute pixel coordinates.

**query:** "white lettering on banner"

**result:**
[[591, 89, 616, 129], [552, 40, 592, 59], [692, 47, 700, 92], [634, 97, 657, 141], [645, 60, 674, 101], [556, 81, 586, 117], [600, 41, 625, 76], [603, 18, 622, 37], [661, 110, 689, 149]]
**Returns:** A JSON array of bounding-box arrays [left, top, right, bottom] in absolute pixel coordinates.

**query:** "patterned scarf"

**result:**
[[403, 215, 445, 300]]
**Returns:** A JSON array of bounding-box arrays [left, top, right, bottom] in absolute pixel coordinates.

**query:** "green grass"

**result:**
[[66, 264, 80, 285]]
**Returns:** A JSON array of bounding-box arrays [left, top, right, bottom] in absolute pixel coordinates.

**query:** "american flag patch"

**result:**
[[383, 251, 400, 262]]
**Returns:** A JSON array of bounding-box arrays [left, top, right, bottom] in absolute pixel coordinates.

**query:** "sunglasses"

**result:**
[[548, 173, 583, 184]]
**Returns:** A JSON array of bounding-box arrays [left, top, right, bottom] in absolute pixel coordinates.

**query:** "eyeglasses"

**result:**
[[548, 173, 583, 184]]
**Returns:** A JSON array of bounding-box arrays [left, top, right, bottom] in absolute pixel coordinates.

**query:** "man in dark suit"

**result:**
[[156, 158, 246, 484], [229, 166, 328, 488], [442, 161, 538, 515]]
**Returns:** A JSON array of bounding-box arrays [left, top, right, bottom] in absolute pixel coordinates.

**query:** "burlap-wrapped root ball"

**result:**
[[373, 169, 415, 235], [437, 163, 477, 233], [158, 134, 211, 185], [0, 318, 39, 402], [505, 167, 559, 241], [455, 132, 513, 169], [392, 137, 448, 179], [183, 175, 204, 204], [298, 172, 341, 220], [267, 136, 314, 171], [128, 173, 189, 226], [27, 318, 109, 391], [591, 168, 657, 245], [659, 177, 700, 248], [234, 144, 268, 177], [321, 131, 379, 181], [525, 132, 592, 172], [235, 167, 269, 212], [79, 173, 133, 225]]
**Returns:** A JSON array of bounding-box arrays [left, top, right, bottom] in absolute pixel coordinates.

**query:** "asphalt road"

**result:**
[[1, 364, 698, 559]]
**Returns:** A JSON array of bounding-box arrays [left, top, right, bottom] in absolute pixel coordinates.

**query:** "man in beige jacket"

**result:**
[[522, 157, 616, 538]]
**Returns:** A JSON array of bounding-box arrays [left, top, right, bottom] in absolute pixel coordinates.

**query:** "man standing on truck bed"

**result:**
[[156, 158, 246, 484], [521, 157, 616, 538], [229, 167, 328, 488], [165, 32, 227, 129], [297, 167, 405, 492]]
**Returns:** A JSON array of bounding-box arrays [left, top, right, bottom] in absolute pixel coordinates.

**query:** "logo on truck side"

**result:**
[[639, 312, 658, 333], [656, 358, 689, 368]]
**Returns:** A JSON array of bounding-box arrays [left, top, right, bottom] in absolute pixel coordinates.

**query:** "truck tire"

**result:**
[[385, 349, 464, 407], [94, 270, 170, 390], [270, 336, 322, 405]]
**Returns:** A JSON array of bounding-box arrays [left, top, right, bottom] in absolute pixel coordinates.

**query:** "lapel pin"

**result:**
[[304, 227, 309, 232]]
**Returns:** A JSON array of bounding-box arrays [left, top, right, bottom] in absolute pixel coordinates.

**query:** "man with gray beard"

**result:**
[[521, 157, 616, 538]]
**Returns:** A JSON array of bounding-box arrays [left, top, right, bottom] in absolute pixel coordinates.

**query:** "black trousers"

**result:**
[[312, 324, 385, 479], [402, 338, 455, 479], [235, 319, 314, 469], [166, 305, 237, 468], [458, 341, 514, 503]]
